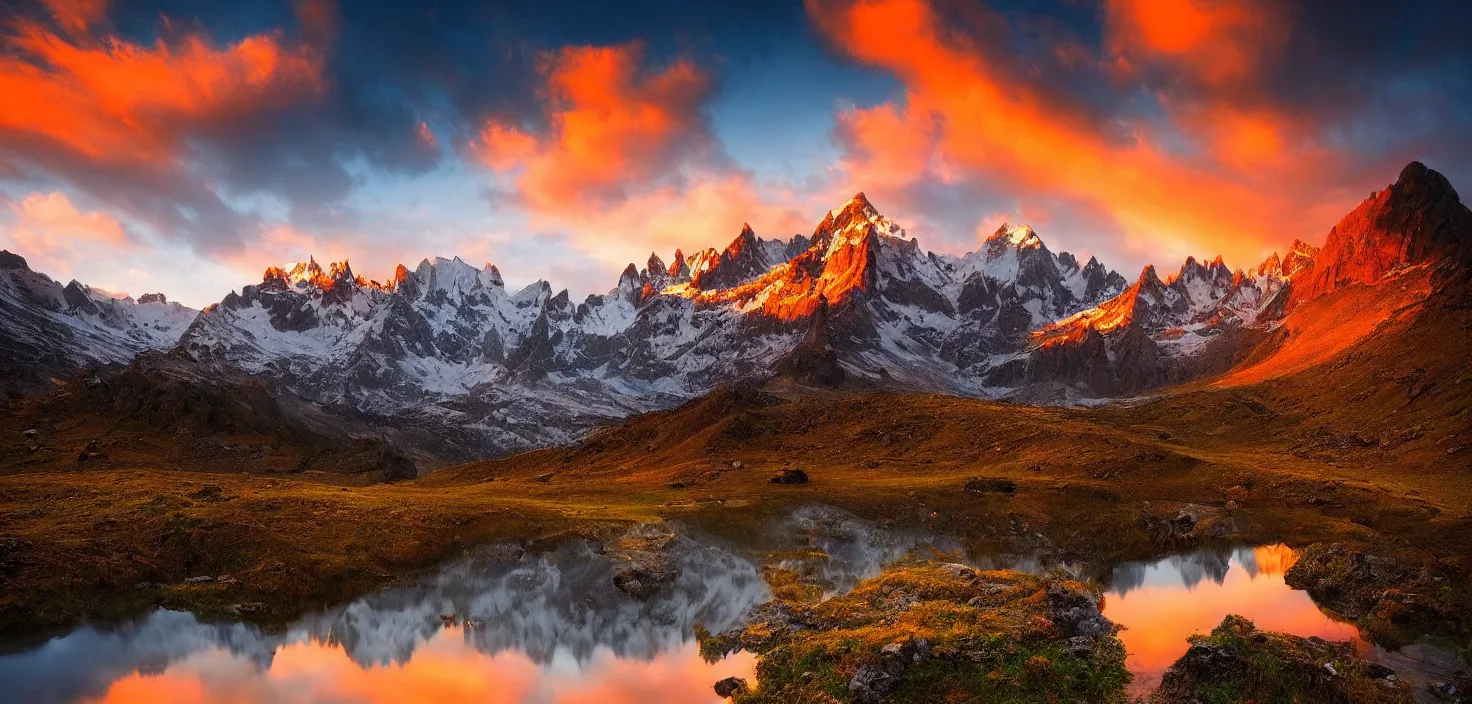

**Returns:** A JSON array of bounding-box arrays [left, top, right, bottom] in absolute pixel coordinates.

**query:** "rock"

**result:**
[[22, 428, 38, 438], [215, 574, 238, 585], [1429, 678, 1469, 701], [1153, 615, 1412, 704], [1225, 500, 1239, 511], [964, 476, 1017, 494], [1364, 662, 1396, 680], [1064, 635, 1097, 658], [611, 523, 678, 598], [183, 575, 214, 584], [1045, 582, 1115, 638], [667, 481, 687, 489], [1283, 543, 1415, 619], [227, 602, 265, 616], [189, 484, 236, 502], [612, 566, 675, 598], [938, 563, 977, 580], [76, 439, 107, 463], [848, 659, 906, 703], [730, 460, 744, 470], [713, 676, 748, 698], [770, 468, 809, 484], [534, 472, 554, 482], [1174, 506, 1199, 531]]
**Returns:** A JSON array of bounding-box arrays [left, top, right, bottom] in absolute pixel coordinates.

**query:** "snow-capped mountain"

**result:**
[[0, 250, 197, 394], [172, 193, 1126, 462], [1014, 161, 1471, 397], [7, 161, 1462, 465]]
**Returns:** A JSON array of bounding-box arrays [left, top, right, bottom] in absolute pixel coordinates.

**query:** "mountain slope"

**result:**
[[0, 251, 197, 396], [1015, 161, 1470, 399], [168, 193, 1126, 462], [5, 161, 1464, 465]]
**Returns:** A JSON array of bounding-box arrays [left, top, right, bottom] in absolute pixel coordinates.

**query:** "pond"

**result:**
[[0, 509, 1461, 703]]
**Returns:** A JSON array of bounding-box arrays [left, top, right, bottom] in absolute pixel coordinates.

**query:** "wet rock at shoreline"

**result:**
[[1284, 543, 1468, 646], [1151, 614, 1411, 703], [610, 523, 678, 599], [713, 676, 748, 698]]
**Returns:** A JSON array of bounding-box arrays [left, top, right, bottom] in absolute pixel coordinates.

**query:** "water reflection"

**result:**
[[775, 504, 1041, 595], [1104, 544, 1360, 697], [1, 506, 960, 704], [3, 524, 1462, 703]]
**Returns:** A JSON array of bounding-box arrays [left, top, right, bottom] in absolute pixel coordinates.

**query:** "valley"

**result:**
[[2, 161, 1470, 701]]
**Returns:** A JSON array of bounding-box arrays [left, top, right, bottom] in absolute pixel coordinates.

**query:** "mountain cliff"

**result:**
[[0, 251, 196, 395], [3, 161, 1464, 464]]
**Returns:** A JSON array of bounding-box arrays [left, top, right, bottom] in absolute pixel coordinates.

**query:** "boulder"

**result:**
[[713, 676, 748, 698], [770, 468, 809, 484]]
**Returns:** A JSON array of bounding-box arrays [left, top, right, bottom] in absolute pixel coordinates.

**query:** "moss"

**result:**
[[1151, 615, 1411, 704], [703, 562, 1131, 703]]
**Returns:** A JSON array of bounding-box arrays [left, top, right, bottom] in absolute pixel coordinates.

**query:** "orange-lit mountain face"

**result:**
[[1019, 161, 1472, 398], [3, 161, 1467, 461], [1289, 161, 1472, 307]]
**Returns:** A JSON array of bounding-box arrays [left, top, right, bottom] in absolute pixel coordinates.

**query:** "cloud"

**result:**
[[1104, 0, 1286, 86], [0, 191, 131, 274], [472, 41, 820, 274], [804, 0, 1460, 273], [0, 4, 323, 166], [40, 0, 110, 36], [476, 43, 721, 209]]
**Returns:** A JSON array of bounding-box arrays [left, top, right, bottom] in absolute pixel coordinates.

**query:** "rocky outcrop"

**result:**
[[1151, 615, 1410, 703], [702, 563, 1129, 703], [0, 259, 197, 395], [1284, 543, 1468, 644], [1291, 162, 1472, 308]]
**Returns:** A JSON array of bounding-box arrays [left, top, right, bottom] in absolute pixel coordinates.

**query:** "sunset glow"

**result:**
[[1, 0, 1465, 306], [83, 630, 755, 704]]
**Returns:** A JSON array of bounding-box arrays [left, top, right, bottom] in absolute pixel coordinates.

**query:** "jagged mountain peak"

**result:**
[[1255, 252, 1282, 277], [1290, 160, 1472, 307], [1138, 264, 1160, 283], [833, 192, 878, 220], [986, 223, 1042, 251], [1, 250, 29, 271]]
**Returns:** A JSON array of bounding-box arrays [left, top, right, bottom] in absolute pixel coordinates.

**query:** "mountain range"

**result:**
[[3, 161, 1467, 469]]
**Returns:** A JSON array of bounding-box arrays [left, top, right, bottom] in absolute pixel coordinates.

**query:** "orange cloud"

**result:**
[[471, 42, 822, 274], [41, 0, 110, 35], [0, 2, 323, 166], [1, 191, 131, 273], [810, 0, 1355, 271], [476, 42, 716, 210], [1104, 0, 1284, 85]]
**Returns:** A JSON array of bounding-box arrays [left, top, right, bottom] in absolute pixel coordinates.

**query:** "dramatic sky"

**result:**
[[2, 0, 1470, 307]]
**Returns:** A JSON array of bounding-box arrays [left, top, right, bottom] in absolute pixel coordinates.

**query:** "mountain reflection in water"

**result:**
[[0, 506, 967, 704], [1104, 544, 1358, 697], [4, 524, 1459, 703]]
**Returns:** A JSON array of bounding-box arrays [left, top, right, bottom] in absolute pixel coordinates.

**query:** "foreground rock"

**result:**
[[769, 468, 809, 484], [1151, 615, 1411, 703], [701, 561, 1130, 703], [610, 523, 678, 599], [1285, 543, 1470, 647]]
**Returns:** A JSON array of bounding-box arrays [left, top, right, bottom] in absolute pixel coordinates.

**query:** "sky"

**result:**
[[1, 0, 1470, 308]]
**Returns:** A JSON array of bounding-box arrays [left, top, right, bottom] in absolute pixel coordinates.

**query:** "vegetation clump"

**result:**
[[1285, 543, 1471, 650], [700, 561, 1131, 703], [1151, 614, 1411, 704]]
